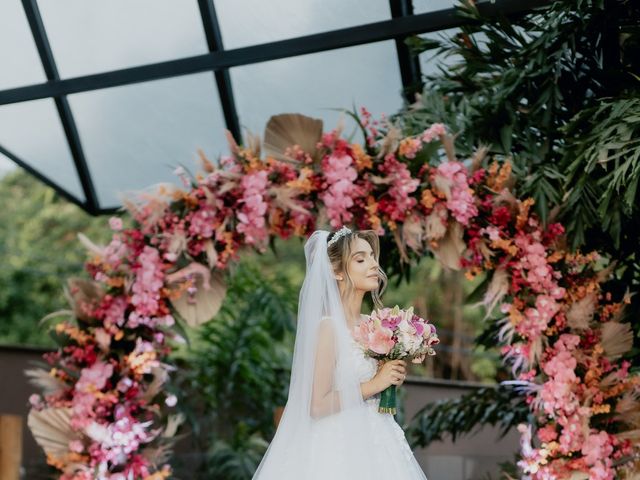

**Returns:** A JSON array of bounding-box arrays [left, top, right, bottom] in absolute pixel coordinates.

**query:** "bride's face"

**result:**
[[344, 237, 380, 292]]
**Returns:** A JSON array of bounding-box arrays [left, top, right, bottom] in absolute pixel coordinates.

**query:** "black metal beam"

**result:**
[[21, 0, 101, 214], [197, 0, 242, 142], [0, 0, 549, 106], [0, 143, 87, 211], [390, 0, 423, 103]]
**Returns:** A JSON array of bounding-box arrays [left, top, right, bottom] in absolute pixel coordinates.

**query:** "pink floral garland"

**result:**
[[29, 108, 639, 479]]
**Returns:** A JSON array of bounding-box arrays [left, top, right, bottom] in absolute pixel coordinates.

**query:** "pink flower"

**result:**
[[76, 361, 114, 392], [370, 327, 395, 355], [537, 424, 558, 443], [188, 207, 215, 238], [421, 123, 446, 143], [103, 296, 127, 328], [378, 154, 419, 222], [582, 431, 614, 466], [237, 170, 269, 245], [131, 246, 164, 316], [433, 161, 478, 225], [69, 439, 84, 453], [109, 217, 123, 231], [320, 153, 361, 228]]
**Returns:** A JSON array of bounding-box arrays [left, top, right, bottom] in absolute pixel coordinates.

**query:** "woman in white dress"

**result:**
[[252, 227, 428, 479]]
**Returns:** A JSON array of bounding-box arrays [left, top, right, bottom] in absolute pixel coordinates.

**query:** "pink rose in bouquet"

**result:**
[[353, 305, 439, 413]]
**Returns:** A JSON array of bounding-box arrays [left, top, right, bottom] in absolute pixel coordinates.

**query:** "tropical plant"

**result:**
[[174, 260, 297, 479]]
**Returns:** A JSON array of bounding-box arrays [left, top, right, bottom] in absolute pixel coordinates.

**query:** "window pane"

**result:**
[[0, 2, 46, 89], [412, 0, 456, 14], [37, 0, 209, 78], [0, 98, 84, 200], [217, 0, 391, 49], [0, 153, 17, 178], [230, 41, 403, 138], [418, 28, 460, 77], [68, 73, 228, 208]]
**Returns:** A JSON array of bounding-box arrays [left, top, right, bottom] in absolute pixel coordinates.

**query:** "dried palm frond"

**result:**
[[142, 366, 170, 402], [25, 368, 66, 396], [600, 321, 634, 360], [596, 260, 618, 284], [168, 267, 226, 327], [431, 221, 466, 270], [65, 278, 105, 321], [377, 125, 402, 159], [162, 413, 185, 439], [263, 113, 323, 163], [28, 408, 78, 459], [481, 267, 510, 318], [566, 293, 597, 331], [268, 186, 312, 215], [614, 389, 640, 428], [402, 214, 425, 254], [77, 233, 104, 257], [469, 145, 489, 173], [440, 133, 457, 163]]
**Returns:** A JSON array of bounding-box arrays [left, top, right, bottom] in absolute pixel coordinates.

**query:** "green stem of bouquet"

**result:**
[[379, 384, 397, 414]]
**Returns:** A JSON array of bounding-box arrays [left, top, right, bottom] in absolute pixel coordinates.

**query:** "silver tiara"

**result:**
[[327, 226, 352, 247]]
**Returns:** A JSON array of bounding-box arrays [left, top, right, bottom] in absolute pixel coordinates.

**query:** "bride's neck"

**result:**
[[342, 291, 366, 328]]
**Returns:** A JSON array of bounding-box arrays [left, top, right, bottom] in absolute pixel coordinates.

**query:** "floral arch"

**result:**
[[27, 109, 639, 479]]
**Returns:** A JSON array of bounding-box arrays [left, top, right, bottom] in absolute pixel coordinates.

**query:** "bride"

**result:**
[[252, 227, 428, 479]]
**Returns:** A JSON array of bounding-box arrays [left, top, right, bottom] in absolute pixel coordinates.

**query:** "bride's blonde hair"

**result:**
[[327, 229, 387, 309]]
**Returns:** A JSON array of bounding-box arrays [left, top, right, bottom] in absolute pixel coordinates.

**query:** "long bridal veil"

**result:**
[[252, 230, 379, 479]]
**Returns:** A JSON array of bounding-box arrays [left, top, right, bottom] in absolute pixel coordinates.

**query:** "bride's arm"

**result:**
[[310, 319, 341, 419], [310, 319, 388, 418], [360, 378, 384, 400]]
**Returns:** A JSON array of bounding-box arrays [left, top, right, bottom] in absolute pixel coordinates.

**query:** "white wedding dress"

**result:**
[[306, 332, 428, 479], [252, 230, 428, 480]]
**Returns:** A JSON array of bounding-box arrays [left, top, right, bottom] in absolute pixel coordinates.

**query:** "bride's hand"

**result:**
[[374, 359, 407, 389]]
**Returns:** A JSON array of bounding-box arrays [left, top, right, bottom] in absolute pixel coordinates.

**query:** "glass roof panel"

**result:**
[[37, 0, 209, 78], [68, 73, 228, 208], [0, 1, 47, 89], [216, 0, 391, 49], [0, 98, 84, 200], [230, 41, 403, 138], [418, 27, 460, 77], [412, 0, 456, 14], [0, 153, 17, 177]]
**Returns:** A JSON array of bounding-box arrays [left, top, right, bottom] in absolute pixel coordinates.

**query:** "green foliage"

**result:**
[[203, 424, 269, 480], [399, 0, 639, 230], [174, 260, 297, 479], [560, 97, 640, 250], [405, 384, 531, 449], [0, 169, 112, 346], [396, 0, 640, 448]]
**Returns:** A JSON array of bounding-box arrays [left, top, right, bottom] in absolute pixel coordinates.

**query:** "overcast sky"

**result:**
[[1, 0, 454, 206]]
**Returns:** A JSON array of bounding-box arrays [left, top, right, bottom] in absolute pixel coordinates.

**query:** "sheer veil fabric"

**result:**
[[251, 230, 427, 479]]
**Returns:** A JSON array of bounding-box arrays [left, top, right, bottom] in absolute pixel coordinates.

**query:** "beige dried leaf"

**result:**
[[600, 321, 634, 360], [566, 293, 597, 331], [169, 268, 226, 327], [263, 113, 323, 162], [28, 408, 78, 459]]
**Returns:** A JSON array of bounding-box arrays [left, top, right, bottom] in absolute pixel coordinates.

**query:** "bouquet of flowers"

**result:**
[[353, 305, 439, 414]]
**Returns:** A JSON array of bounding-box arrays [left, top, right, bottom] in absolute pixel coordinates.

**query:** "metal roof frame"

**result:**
[[0, 0, 547, 215]]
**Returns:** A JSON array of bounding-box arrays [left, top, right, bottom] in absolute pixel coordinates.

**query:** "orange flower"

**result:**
[[351, 143, 372, 170], [421, 189, 437, 209], [487, 160, 512, 191], [490, 238, 518, 256], [516, 198, 535, 230], [286, 167, 315, 194]]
